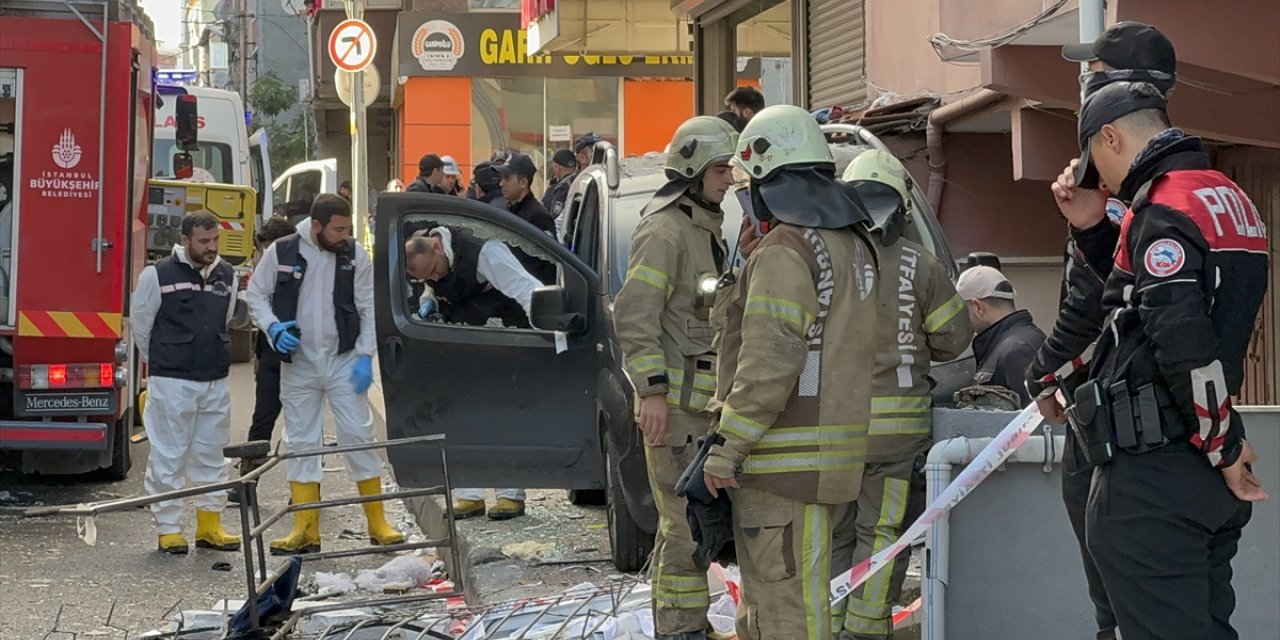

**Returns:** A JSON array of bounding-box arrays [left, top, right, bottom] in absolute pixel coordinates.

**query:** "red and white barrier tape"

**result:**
[[829, 403, 1045, 605]]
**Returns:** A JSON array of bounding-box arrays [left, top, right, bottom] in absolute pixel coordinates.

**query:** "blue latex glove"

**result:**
[[351, 355, 373, 395], [267, 321, 300, 354], [418, 298, 438, 318]]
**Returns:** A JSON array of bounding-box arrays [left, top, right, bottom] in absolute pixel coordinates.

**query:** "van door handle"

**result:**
[[383, 337, 403, 380]]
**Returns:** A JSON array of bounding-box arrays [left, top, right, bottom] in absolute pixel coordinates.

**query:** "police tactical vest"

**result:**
[[149, 255, 234, 381], [430, 226, 488, 305], [271, 234, 358, 356]]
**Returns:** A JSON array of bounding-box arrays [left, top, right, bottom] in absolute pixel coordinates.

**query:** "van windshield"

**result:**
[[608, 189, 746, 298], [152, 140, 234, 182]]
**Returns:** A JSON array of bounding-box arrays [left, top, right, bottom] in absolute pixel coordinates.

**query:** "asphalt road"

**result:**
[[0, 363, 613, 639], [0, 363, 413, 638]]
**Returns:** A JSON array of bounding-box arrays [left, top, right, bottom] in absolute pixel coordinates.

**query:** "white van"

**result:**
[[153, 86, 273, 223]]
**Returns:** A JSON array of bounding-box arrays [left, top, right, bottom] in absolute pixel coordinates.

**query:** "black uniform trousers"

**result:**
[[248, 331, 282, 443], [1061, 434, 1118, 640], [1086, 440, 1251, 640]]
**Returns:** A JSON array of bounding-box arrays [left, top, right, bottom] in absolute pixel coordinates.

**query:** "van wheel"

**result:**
[[568, 489, 606, 506], [607, 450, 653, 572], [97, 419, 132, 482]]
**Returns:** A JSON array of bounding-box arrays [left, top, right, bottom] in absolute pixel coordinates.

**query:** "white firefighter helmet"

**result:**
[[664, 116, 740, 181], [843, 148, 913, 245], [733, 104, 833, 180]]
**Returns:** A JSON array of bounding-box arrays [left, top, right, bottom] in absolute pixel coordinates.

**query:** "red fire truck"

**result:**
[[0, 0, 160, 478]]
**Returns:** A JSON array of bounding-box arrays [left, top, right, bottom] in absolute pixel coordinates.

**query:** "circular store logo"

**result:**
[[411, 20, 465, 71]]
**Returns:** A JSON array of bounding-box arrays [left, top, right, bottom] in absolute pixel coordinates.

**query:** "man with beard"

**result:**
[[246, 194, 404, 554], [130, 212, 241, 554]]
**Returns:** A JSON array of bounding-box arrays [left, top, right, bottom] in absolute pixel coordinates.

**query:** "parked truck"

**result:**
[[0, 0, 159, 478]]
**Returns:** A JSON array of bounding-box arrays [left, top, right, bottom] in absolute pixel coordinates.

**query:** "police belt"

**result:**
[[1066, 378, 1188, 466]]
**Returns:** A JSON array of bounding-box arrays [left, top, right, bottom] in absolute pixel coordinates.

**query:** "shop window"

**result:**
[[471, 77, 619, 196]]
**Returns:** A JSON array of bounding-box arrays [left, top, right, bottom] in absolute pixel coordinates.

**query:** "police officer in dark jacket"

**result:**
[[1025, 23, 1182, 640], [468, 160, 507, 209], [496, 153, 557, 282], [956, 266, 1045, 404], [541, 149, 578, 219], [1048, 80, 1268, 640]]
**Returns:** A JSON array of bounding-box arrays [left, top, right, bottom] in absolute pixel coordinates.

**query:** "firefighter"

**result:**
[[703, 104, 879, 640], [830, 149, 972, 640], [129, 212, 241, 554], [1053, 80, 1268, 638], [246, 194, 404, 555], [613, 115, 739, 640]]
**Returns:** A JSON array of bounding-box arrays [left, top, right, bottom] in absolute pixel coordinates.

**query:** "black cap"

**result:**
[[418, 153, 443, 174], [490, 150, 510, 165], [473, 161, 501, 188], [551, 149, 577, 169], [573, 132, 603, 153], [495, 153, 537, 180], [1062, 22, 1176, 75], [1075, 81, 1168, 189]]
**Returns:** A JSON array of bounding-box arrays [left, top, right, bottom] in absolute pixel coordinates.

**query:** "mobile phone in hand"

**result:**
[[736, 187, 766, 237]]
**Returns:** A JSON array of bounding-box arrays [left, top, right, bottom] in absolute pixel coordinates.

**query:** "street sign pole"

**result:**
[[345, 0, 369, 250]]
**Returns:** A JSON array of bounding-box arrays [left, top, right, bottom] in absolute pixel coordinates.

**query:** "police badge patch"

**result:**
[[1143, 238, 1185, 277]]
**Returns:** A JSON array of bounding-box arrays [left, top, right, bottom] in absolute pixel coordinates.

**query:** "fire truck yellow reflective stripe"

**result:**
[[922, 294, 965, 334], [18, 311, 122, 339], [720, 408, 768, 442], [627, 354, 666, 375], [46, 312, 95, 338], [742, 453, 863, 474], [868, 416, 932, 436], [744, 295, 814, 332], [870, 396, 932, 413], [802, 503, 831, 640], [626, 264, 673, 296], [753, 424, 868, 449]]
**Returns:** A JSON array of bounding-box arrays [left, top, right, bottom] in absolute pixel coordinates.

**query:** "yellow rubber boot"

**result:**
[[195, 510, 242, 551], [157, 533, 189, 554], [270, 481, 322, 555], [357, 477, 405, 546]]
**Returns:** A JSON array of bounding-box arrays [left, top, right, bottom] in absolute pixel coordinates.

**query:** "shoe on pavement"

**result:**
[[452, 498, 486, 520], [487, 498, 526, 520], [357, 477, 406, 546], [270, 481, 322, 555], [194, 510, 242, 551], [158, 533, 190, 555]]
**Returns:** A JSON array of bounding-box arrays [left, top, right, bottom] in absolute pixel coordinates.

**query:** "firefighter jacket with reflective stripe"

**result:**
[[614, 195, 727, 420], [272, 233, 359, 357], [867, 238, 971, 461], [149, 255, 234, 381], [1085, 137, 1268, 468], [707, 222, 880, 505]]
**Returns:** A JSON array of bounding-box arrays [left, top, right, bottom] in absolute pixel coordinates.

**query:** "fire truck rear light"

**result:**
[[16, 364, 116, 390]]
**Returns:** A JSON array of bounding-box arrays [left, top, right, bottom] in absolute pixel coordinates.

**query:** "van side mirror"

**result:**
[[965, 251, 1002, 271], [604, 144, 620, 191], [530, 285, 585, 334], [175, 94, 199, 151], [173, 152, 194, 180]]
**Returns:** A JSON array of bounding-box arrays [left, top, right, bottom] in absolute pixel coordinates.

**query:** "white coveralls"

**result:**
[[423, 227, 541, 503], [130, 245, 236, 535], [245, 218, 382, 483]]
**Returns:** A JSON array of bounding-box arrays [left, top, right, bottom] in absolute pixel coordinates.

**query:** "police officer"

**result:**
[[542, 149, 578, 220], [703, 105, 878, 640], [246, 194, 404, 554], [613, 116, 738, 640], [1027, 23, 1180, 639], [468, 160, 507, 209], [1050, 80, 1268, 639], [496, 153, 555, 237], [406, 154, 447, 194], [830, 150, 972, 640], [130, 212, 240, 554], [573, 132, 603, 171]]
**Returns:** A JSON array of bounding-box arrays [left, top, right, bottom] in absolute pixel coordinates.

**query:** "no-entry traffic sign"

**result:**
[[329, 19, 377, 73]]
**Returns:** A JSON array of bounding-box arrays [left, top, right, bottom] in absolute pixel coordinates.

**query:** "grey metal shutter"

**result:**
[[807, 0, 867, 109]]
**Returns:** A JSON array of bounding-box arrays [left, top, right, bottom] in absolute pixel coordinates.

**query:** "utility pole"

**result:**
[[346, 0, 370, 251], [239, 0, 250, 101]]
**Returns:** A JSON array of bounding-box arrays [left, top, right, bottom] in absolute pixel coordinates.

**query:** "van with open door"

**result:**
[[271, 158, 338, 226]]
